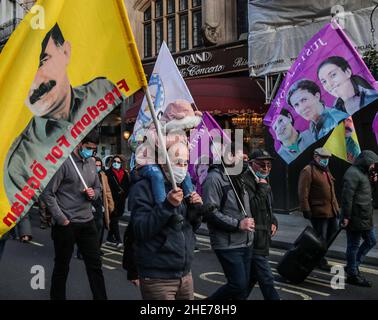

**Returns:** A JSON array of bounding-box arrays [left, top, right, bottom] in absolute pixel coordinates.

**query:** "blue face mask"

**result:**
[[96, 167, 102, 173], [319, 159, 329, 167], [112, 162, 121, 170], [79, 147, 93, 159], [256, 171, 269, 179]]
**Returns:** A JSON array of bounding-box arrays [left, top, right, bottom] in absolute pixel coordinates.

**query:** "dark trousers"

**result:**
[[310, 216, 338, 264], [0, 239, 6, 261], [248, 254, 280, 300], [39, 198, 52, 226], [93, 211, 104, 247], [208, 246, 252, 300], [107, 214, 121, 243], [346, 228, 377, 276], [50, 220, 107, 300]]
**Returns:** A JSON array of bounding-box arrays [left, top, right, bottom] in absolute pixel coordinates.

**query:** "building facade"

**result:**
[[120, 0, 267, 163]]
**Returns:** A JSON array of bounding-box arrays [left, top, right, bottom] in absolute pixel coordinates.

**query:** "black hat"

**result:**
[[250, 149, 274, 161]]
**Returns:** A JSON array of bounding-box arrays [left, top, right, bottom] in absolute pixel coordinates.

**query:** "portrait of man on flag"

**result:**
[[4, 23, 124, 200]]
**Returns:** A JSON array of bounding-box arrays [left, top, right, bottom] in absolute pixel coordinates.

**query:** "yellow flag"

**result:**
[[0, 0, 147, 237], [324, 117, 361, 163]]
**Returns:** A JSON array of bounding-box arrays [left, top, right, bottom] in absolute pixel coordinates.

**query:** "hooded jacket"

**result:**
[[341, 150, 378, 231]]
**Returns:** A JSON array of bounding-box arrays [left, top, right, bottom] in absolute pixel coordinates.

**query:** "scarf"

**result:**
[[112, 167, 125, 183]]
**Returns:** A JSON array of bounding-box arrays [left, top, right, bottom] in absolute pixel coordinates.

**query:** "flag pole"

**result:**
[[69, 155, 89, 190], [144, 86, 178, 191]]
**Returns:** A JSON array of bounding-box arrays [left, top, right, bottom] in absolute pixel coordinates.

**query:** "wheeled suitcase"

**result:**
[[277, 225, 342, 284]]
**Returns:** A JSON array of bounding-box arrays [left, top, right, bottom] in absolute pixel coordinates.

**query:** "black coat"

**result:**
[[243, 168, 278, 256], [341, 150, 378, 231], [105, 168, 130, 216], [128, 178, 201, 279]]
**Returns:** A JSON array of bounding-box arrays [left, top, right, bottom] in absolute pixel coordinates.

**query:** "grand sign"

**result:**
[[143, 41, 248, 79]]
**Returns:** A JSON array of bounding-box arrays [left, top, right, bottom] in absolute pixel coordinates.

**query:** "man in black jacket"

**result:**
[[129, 142, 203, 300], [243, 149, 280, 300], [341, 150, 378, 287]]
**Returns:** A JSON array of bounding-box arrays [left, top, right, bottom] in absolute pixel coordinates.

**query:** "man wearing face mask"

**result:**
[[298, 147, 339, 272], [42, 131, 107, 300], [202, 142, 254, 300], [105, 155, 130, 248], [341, 150, 378, 287], [129, 142, 203, 300], [243, 149, 280, 300]]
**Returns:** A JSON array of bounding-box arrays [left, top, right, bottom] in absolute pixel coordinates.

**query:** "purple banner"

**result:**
[[265, 21, 378, 164], [188, 112, 231, 195]]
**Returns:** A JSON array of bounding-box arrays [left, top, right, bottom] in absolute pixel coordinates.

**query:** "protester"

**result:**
[[317, 56, 378, 115], [94, 157, 114, 248], [341, 150, 378, 287], [243, 149, 280, 300], [287, 79, 348, 140], [106, 155, 130, 248], [298, 147, 339, 271], [38, 194, 52, 229], [43, 131, 107, 300], [129, 142, 203, 300], [202, 143, 254, 300]]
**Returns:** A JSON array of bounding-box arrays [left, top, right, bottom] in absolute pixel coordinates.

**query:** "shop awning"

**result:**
[[124, 77, 265, 123]]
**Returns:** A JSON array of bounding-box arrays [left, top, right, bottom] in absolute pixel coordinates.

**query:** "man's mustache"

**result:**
[[29, 80, 56, 104]]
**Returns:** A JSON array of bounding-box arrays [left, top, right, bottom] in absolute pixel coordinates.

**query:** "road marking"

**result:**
[[196, 236, 211, 243], [273, 280, 330, 297], [119, 222, 128, 228], [103, 264, 116, 270], [200, 272, 317, 300], [101, 244, 124, 255], [194, 292, 207, 299], [275, 286, 312, 300], [102, 256, 122, 265], [29, 241, 44, 247], [328, 261, 378, 276], [272, 271, 333, 288]]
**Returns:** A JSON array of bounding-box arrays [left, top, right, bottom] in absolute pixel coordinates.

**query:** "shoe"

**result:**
[[346, 274, 372, 287], [20, 236, 31, 243]]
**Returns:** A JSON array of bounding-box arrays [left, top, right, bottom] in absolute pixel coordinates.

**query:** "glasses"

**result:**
[[253, 161, 272, 169], [113, 160, 122, 164]]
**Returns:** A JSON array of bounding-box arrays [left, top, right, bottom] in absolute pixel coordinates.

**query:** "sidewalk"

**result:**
[[195, 210, 378, 267]]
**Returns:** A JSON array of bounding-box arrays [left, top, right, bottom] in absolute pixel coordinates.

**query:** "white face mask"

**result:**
[[172, 166, 188, 184]]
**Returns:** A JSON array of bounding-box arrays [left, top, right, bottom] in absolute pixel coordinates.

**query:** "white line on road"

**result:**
[[275, 286, 312, 300], [273, 280, 330, 297], [103, 264, 116, 270], [102, 256, 122, 265], [29, 241, 44, 247], [194, 292, 207, 299]]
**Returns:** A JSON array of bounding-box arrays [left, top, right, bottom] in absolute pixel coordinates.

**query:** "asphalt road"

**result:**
[[1, 209, 378, 300]]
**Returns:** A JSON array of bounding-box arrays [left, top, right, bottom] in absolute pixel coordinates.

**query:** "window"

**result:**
[[180, 14, 188, 50], [141, 0, 203, 57], [167, 0, 175, 14], [167, 17, 176, 51], [192, 10, 202, 47], [155, 0, 163, 18], [143, 6, 152, 58], [192, 0, 201, 8], [179, 0, 188, 11], [237, 0, 248, 38], [155, 19, 163, 54]]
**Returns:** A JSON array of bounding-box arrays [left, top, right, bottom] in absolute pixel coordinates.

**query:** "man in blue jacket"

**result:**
[[129, 142, 203, 300]]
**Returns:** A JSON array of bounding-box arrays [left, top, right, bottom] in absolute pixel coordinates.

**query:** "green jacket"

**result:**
[[243, 167, 278, 256], [341, 150, 378, 231]]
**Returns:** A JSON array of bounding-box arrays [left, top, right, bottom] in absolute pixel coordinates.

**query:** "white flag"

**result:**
[[129, 41, 194, 153]]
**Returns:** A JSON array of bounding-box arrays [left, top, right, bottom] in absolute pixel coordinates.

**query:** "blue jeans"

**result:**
[[248, 254, 280, 300], [346, 228, 377, 276], [0, 239, 6, 261], [208, 246, 252, 300], [133, 165, 194, 203]]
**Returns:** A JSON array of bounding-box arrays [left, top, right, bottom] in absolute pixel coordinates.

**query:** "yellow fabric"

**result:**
[[0, 0, 146, 237]]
